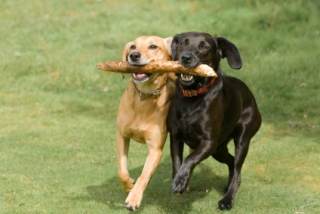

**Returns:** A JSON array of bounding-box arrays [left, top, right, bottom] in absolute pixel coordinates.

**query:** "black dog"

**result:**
[[167, 32, 262, 210]]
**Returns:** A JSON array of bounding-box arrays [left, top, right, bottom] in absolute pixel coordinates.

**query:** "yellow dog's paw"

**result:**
[[125, 190, 143, 211], [120, 178, 135, 194]]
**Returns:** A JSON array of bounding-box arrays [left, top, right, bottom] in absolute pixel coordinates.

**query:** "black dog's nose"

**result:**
[[181, 53, 193, 64], [129, 52, 141, 62]]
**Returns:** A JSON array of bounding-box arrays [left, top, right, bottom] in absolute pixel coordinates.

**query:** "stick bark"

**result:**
[[96, 61, 217, 77]]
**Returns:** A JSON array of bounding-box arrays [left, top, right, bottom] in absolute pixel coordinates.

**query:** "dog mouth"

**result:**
[[179, 74, 194, 86], [129, 59, 153, 84], [181, 74, 194, 81], [132, 72, 150, 83]]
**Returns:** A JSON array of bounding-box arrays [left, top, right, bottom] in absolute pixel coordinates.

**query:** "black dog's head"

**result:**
[[171, 32, 242, 88]]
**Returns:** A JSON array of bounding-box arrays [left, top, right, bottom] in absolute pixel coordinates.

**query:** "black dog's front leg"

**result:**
[[170, 132, 184, 180], [172, 139, 217, 193]]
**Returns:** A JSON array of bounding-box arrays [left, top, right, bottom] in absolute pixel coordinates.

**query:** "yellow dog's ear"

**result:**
[[163, 37, 173, 57], [122, 41, 133, 61], [121, 41, 133, 79]]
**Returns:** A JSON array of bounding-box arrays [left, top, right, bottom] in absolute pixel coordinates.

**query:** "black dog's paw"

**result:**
[[171, 170, 190, 193], [218, 197, 233, 210], [171, 176, 188, 194]]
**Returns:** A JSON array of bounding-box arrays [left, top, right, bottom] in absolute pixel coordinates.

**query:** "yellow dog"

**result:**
[[116, 36, 175, 210]]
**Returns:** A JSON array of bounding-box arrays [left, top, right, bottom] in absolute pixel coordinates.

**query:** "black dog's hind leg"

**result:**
[[217, 123, 253, 210], [211, 140, 234, 193]]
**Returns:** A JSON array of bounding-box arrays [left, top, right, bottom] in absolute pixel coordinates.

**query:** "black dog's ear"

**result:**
[[215, 37, 242, 70], [171, 34, 180, 61]]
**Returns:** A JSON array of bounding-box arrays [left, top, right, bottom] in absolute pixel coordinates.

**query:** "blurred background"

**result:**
[[1, 0, 319, 213]]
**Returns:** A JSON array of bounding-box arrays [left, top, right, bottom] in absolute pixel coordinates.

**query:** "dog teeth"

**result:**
[[181, 74, 193, 81]]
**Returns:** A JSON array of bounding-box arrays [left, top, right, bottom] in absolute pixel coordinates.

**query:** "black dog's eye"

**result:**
[[180, 39, 189, 46], [149, 45, 158, 49], [200, 46, 210, 51], [130, 45, 136, 49]]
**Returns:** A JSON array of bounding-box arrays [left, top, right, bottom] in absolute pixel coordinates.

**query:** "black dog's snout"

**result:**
[[180, 52, 198, 67], [129, 52, 141, 61], [181, 53, 192, 64]]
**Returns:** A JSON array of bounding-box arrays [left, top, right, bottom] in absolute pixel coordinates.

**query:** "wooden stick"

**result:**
[[96, 61, 217, 77]]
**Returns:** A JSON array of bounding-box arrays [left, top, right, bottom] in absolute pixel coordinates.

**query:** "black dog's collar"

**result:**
[[179, 77, 217, 97]]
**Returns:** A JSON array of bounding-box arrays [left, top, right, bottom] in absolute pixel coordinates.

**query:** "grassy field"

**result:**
[[1, 0, 319, 213]]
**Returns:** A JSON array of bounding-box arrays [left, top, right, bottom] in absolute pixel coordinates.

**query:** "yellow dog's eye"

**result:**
[[149, 45, 158, 49], [130, 45, 136, 49]]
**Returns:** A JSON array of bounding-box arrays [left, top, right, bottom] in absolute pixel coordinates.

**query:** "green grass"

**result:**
[[1, 0, 319, 213]]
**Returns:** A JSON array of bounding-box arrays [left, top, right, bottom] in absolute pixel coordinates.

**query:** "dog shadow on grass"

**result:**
[[75, 155, 228, 213]]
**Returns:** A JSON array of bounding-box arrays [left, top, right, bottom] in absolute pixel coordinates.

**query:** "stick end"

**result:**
[[199, 64, 218, 77], [96, 63, 103, 70]]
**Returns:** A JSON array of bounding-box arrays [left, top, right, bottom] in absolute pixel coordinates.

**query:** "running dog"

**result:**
[[167, 32, 262, 210], [116, 36, 175, 210]]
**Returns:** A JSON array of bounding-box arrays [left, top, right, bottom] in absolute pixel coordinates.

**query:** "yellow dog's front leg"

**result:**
[[125, 147, 163, 211], [116, 130, 134, 193]]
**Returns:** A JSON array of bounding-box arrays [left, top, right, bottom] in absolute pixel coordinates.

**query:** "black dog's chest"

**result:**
[[178, 106, 208, 148]]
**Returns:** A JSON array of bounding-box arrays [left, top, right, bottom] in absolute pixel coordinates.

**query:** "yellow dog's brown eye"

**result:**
[[130, 45, 136, 49], [149, 45, 158, 49]]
